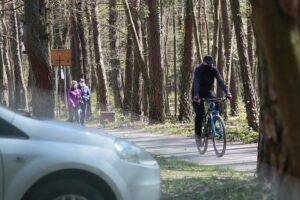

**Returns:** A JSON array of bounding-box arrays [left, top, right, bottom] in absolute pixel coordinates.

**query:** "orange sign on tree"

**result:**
[[51, 49, 72, 66]]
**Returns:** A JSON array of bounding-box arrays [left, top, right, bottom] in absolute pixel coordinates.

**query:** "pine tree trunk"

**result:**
[[123, 0, 150, 95], [212, 0, 220, 60], [70, 1, 83, 81], [179, 0, 194, 122], [76, 1, 91, 84], [109, 0, 124, 109], [1, 10, 14, 108], [91, 0, 109, 111], [230, 0, 258, 131], [128, 0, 143, 121], [190, 0, 202, 62], [203, 0, 210, 54], [217, 25, 224, 98], [146, 0, 165, 123], [0, 15, 9, 107], [257, 40, 285, 185], [123, 29, 134, 113], [24, 0, 55, 118], [252, 0, 300, 198], [9, 0, 28, 110], [173, 0, 178, 116]]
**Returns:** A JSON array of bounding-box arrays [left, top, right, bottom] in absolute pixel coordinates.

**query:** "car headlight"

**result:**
[[114, 138, 157, 166]]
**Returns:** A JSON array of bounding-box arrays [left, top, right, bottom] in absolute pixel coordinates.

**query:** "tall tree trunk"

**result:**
[[179, 0, 194, 122], [123, 29, 134, 113], [76, 1, 91, 84], [173, 0, 178, 116], [0, 15, 9, 107], [9, 0, 28, 110], [24, 0, 55, 118], [247, 1, 254, 71], [0, 47, 9, 107], [230, 0, 258, 131], [1, 10, 14, 109], [203, 0, 210, 54], [257, 39, 285, 186], [221, 0, 232, 82], [123, 0, 150, 95], [109, 0, 124, 109], [252, 0, 300, 198], [190, 0, 202, 62], [221, 0, 238, 115], [163, 15, 171, 116], [129, 0, 143, 121], [146, 0, 165, 123], [212, 0, 220, 60], [91, 0, 109, 111], [217, 24, 224, 97], [70, 1, 83, 81]]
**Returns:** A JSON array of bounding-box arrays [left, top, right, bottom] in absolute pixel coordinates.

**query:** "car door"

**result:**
[[0, 149, 3, 200], [0, 114, 29, 200]]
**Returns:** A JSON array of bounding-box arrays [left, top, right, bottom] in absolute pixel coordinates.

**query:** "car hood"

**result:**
[[11, 114, 116, 148]]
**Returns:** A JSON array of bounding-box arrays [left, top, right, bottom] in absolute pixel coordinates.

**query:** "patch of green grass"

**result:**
[[157, 157, 272, 200]]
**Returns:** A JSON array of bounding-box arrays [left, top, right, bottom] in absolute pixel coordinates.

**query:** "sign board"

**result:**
[[51, 49, 72, 66]]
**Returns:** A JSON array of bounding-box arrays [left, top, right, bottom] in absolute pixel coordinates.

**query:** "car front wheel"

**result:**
[[25, 179, 105, 200]]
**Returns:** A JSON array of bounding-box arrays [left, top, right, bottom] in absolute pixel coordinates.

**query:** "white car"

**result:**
[[0, 106, 161, 200]]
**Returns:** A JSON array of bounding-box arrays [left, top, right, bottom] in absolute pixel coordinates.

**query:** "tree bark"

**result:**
[[0, 15, 9, 107], [230, 0, 259, 131], [128, 0, 143, 121], [109, 0, 124, 109], [24, 0, 55, 118], [146, 0, 165, 123], [179, 0, 194, 122], [91, 0, 109, 111], [9, 0, 28, 110], [123, 29, 134, 113], [1, 9, 14, 108], [212, 0, 220, 60], [173, 0, 178, 117], [252, 0, 300, 198], [190, 0, 202, 62], [123, 0, 150, 95], [70, 1, 83, 81], [76, 0, 91, 84]]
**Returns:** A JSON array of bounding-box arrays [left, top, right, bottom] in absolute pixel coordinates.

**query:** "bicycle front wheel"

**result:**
[[212, 115, 226, 157]]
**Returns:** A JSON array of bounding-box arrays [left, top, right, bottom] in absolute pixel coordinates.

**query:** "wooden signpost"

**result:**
[[51, 49, 71, 118]]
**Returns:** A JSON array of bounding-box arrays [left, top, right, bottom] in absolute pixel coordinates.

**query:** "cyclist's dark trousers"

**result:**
[[192, 90, 216, 136]]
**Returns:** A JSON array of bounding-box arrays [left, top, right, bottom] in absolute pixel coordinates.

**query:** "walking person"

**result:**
[[78, 78, 90, 126], [68, 80, 82, 124]]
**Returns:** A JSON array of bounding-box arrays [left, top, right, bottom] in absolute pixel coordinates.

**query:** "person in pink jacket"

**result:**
[[67, 80, 82, 123]]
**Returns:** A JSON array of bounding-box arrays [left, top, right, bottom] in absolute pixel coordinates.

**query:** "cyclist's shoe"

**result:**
[[195, 134, 204, 147]]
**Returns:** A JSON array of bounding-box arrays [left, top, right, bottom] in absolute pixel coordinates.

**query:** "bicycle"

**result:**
[[195, 97, 227, 157]]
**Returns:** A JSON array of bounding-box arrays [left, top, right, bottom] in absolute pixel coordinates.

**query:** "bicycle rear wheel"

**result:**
[[212, 115, 226, 157], [195, 121, 209, 154]]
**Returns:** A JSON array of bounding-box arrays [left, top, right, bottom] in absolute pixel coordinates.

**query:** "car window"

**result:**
[[0, 118, 29, 139]]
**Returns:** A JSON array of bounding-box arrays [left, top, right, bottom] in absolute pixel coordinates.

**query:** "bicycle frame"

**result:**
[[202, 97, 226, 138]]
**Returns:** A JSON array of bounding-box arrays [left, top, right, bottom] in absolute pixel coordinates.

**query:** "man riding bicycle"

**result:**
[[192, 55, 232, 139]]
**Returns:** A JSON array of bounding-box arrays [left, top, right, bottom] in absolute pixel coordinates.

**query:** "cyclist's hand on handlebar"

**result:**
[[226, 93, 232, 100], [192, 96, 200, 102]]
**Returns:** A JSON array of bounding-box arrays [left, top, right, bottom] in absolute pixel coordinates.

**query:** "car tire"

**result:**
[[25, 179, 105, 200]]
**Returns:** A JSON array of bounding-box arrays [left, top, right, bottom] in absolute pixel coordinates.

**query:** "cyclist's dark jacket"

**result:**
[[192, 64, 228, 97]]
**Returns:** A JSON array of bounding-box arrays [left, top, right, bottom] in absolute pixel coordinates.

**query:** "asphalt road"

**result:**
[[106, 128, 258, 172]]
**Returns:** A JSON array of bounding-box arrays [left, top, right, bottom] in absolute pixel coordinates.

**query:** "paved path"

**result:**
[[105, 128, 258, 172]]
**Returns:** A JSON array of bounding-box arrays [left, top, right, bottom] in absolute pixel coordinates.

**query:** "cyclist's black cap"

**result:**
[[203, 55, 213, 65]]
